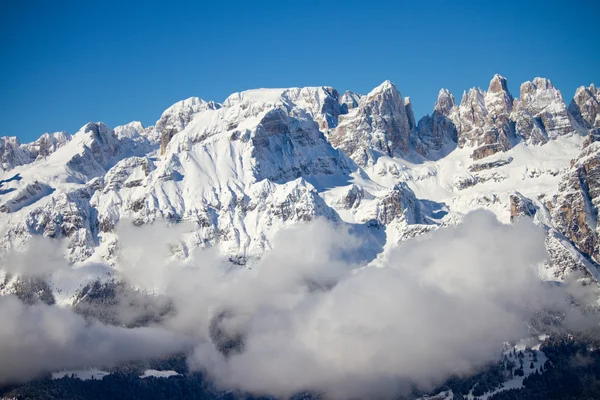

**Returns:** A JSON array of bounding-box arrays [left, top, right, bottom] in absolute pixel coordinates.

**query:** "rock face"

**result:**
[[569, 84, 600, 131], [371, 182, 423, 226], [516, 78, 578, 139], [415, 89, 458, 157], [340, 91, 361, 112], [552, 140, 600, 263], [509, 191, 537, 222], [454, 74, 516, 159], [329, 81, 413, 166]]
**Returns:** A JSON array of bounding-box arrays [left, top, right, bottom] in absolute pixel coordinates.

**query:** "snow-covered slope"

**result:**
[[1, 75, 599, 304]]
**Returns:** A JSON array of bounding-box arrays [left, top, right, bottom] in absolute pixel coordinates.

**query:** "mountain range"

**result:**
[[0, 74, 599, 304]]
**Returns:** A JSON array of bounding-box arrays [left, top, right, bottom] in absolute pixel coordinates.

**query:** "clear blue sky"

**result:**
[[1, 0, 599, 142]]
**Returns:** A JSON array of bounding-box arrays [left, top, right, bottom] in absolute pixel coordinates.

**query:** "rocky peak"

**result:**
[[517, 77, 576, 139], [415, 89, 458, 158], [569, 84, 600, 130], [485, 74, 513, 115], [434, 89, 456, 115], [488, 74, 510, 93], [452, 76, 515, 159], [158, 97, 221, 155], [340, 91, 361, 112], [329, 80, 412, 166], [0, 136, 26, 171], [456, 87, 489, 148], [449, 74, 580, 159], [509, 191, 537, 222]]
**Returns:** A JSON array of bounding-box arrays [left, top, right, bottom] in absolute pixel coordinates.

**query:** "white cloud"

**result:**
[[0, 211, 595, 397], [0, 295, 192, 384]]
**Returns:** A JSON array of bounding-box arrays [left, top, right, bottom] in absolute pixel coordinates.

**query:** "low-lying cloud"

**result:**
[[0, 210, 597, 398], [0, 295, 192, 384]]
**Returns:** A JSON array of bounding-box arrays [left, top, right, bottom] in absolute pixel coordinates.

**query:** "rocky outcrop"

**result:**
[[569, 84, 600, 131], [329, 80, 413, 166], [430, 74, 581, 160], [250, 107, 349, 182], [454, 75, 516, 160], [415, 89, 458, 157], [469, 155, 513, 172], [0, 181, 54, 213], [551, 140, 600, 263], [371, 182, 422, 225], [340, 91, 361, 112], [516, 78, 578, 139], [509, 192, 537, 222], [512, 107, 548, 145]]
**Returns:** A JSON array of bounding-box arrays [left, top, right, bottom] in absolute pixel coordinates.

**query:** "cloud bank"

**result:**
[[0, 295, 192, 384], [0, 210, 596, 398]]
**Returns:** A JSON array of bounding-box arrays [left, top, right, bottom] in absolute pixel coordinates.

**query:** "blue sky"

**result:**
[[1, 0, 599, 142]]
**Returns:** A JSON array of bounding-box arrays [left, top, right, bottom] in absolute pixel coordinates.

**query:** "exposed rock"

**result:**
[[342, 184, 364, 209], [469, 156, 513, 172], [0, 181, 54, 213], [404, 97, 416, 132], [569, 84, 600, 130], [552, 141, 600, 263], [0, 136, 25, 171], [470, 143, 506, 160], [287, 86, 345, 130], [455, 75, 516, 160], [371, 182, 422, 225], [509, 192, 537, 222], [453, 173, 479, 190], [65, 123, 121, 182], [340, 91, 361, 112], [329, 80, 413, 166], [513, 107, 548, 145], [0, 275, 55, 305], [517, 77, 577, 139], [415, 89, 458, 157], [250, 107, 349, 182], [72, 279, 173, 327]]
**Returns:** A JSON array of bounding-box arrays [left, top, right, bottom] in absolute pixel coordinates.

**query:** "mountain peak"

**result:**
[[488, 74, 509, 93], [367, 80, 398, 98], [434, 89, 456, 115]]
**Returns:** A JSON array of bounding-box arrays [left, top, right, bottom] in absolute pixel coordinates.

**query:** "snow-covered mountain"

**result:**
[[1, 74, 599, 303]]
